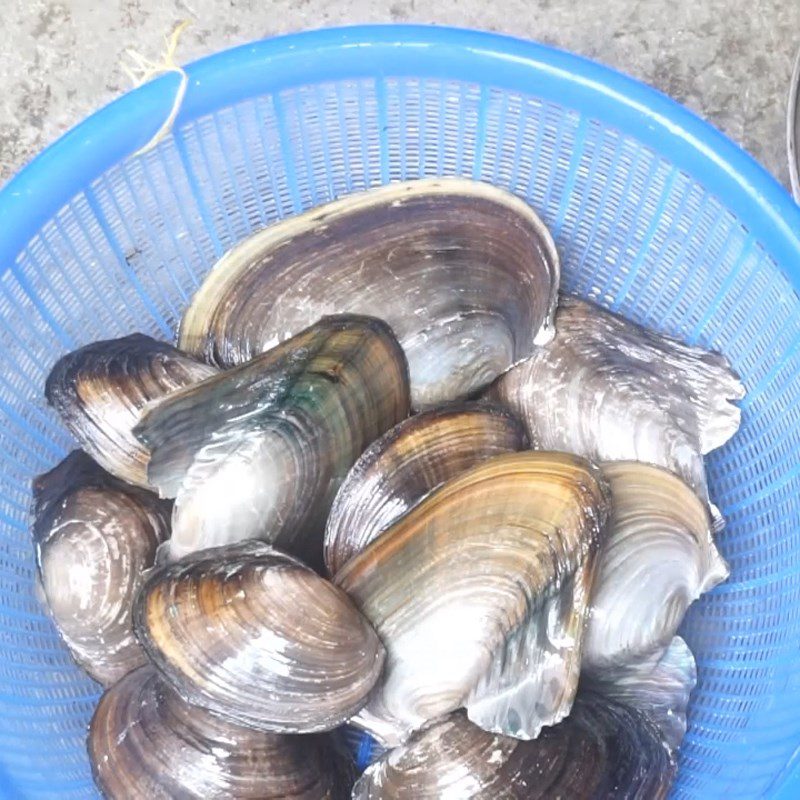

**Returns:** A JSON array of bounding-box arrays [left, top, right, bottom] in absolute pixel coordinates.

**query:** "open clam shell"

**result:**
[[488, 295, 744, 501], [353, 696, 676, 799], [133, 541, 385, 734], [32, 450, 170, 686], [178, 178, 560, 409], [89, 665, 347, 799], [586, 635, 696, 753], [323, 402, 528, 575], [335, 451, 610, 745], [584, 461, 728, 668], [45, 334, 217, 487], [135, 314, 409, 565]]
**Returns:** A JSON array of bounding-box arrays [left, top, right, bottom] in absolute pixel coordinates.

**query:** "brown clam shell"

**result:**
[[352, 695, 676, 799], [134, 314, 410, 566], [323, 402, 528, 575], [134, 541, 385, 734], [45, 334, 217, 487], [177, 178, 560, 409], [89, 665, 348, 799], [335, 451, 610, 745]]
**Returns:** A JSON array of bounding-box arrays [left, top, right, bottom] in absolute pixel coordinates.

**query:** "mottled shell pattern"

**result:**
[[45, 334, 217, 488], [324, 402, 528, 575], [89, 665, 348, 799], [135, 315, 410, 566], [336, 451, 610, 745], [178, 178, 560, 409], [134, 541, 386, 734], [32, 450, 170, 686]]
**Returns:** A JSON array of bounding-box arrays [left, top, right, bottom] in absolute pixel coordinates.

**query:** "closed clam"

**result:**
[[352, 696, 676, 799], [584, 462, 728, 668], [586, 635, 696, 752], [32, 450, 170, 686], [488, 296, 744, 503], [89, 665, 348, 799], [335, 451, 610, 745], [134, 315, 410, 565], [324, 402, 528, 575], [45, 334, 217, 487], [134, 541, 385, 733], [178, 178, 560, 409]]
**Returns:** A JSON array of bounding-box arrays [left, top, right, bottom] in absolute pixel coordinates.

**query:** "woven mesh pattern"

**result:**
[[2, 72, 799, 799]]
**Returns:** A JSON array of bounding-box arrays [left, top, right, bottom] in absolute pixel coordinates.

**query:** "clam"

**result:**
[[584, 461, 728, 668], [324, 402, 528, 575], [135, 315, 410, 565], [488, 295, 744, 502], [177, 178, 560, 409], [89, 665, 348, 799], [133, 541, 385, 733], [31, 450, 170, 686], [352, 697, 676, 799], [586, 635, 696, 752], [335, 451, 610, 745], [45, 334, 217, 487]]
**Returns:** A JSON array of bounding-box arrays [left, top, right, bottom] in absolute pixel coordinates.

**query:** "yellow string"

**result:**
[[122, 20, 191, 157]]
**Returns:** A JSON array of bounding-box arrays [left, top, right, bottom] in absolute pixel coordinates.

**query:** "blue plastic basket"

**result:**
[[1, 24, 800, 799]]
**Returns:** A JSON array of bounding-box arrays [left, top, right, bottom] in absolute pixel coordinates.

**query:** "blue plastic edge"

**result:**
[[1, 23, 800, 797], [3, 25, 800, 281]]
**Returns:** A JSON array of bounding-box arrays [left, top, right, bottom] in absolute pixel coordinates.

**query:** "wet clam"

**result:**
[[586, 635, 696, 752], [335, 451, 610, 745], [352, 696, 676, 799], [134, 314, 410, 565], [324, 402, 528, 575], [32, 450, 170, 686], [488, 295, 744, 502], [45, 334, 217, 487], [584, 461, 728, 668], [133, 541, 385, 733], [89, 665, 348, 799], [177, 178, 560, 409]]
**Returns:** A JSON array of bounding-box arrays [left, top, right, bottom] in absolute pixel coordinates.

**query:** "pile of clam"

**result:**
[[32, 178, 743, 799]]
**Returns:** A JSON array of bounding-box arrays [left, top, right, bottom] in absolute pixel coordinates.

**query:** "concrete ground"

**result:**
[[1, 0, 799, 188]]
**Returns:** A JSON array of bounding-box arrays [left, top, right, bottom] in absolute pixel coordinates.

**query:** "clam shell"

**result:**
[[135, 314, 410, 565], [324, 402, 528, 575], [134, 541, 385, 733], [178, 178, 560, 409], [335, 451, 610, 745], [45, 334, 217, 487], [586, 635, 696, 753], [352, 696, 675, 799], [488, 295, 744, 501], [32, 450, 170, 686], [88, 665, 347, 799], [584, 461, 728, 668]]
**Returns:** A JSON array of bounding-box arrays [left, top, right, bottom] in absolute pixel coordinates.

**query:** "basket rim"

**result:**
[[1, 24, 800, 278]]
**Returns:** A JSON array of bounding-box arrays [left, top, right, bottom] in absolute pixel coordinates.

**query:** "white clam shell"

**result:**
[[489, 295, 745, 502], [32, 451, 170, 686], [584, 462, 728, 668]]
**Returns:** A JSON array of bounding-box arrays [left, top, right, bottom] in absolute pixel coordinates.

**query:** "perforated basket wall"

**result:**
[[0, 27, 799, 799]]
